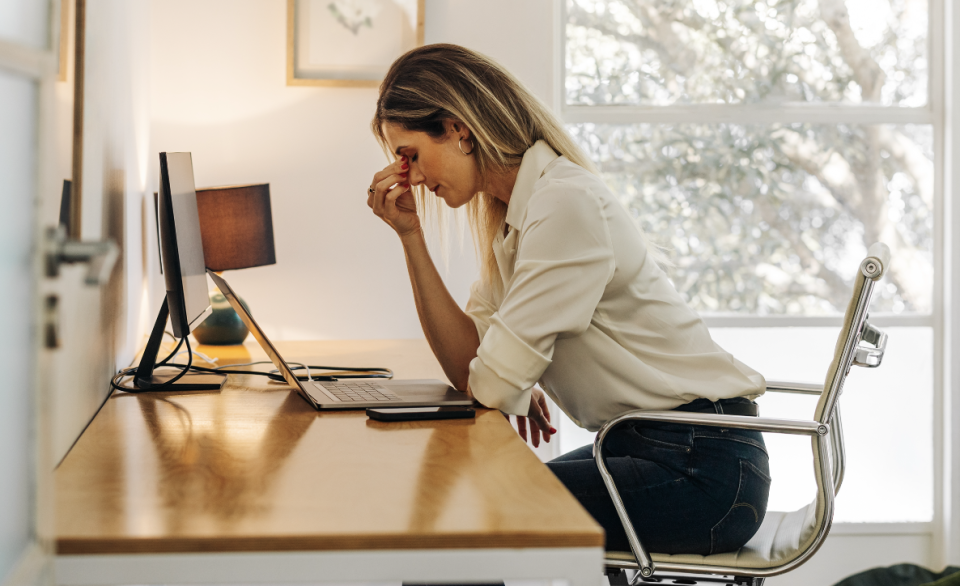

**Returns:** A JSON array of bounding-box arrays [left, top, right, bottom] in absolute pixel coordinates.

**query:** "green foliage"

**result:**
[[567, 0, 933, 314], [566, 0, 928, 106]]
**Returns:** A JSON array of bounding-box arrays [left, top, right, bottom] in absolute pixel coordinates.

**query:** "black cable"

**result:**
[[167, 364, 393, 382], [111, 343, 393, 393], [161, 363, 393, 382], [111, 336, 195, 393], [156, 335, 184, 367]]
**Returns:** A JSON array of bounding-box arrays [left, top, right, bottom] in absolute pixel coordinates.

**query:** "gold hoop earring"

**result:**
[[458, 137, 474, 155]]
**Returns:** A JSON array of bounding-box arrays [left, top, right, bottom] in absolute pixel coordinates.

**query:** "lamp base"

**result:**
[[193, 288, 250, 345]]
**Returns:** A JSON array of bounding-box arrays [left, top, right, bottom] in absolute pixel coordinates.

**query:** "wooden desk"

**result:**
[[56, 340, 604, 585]]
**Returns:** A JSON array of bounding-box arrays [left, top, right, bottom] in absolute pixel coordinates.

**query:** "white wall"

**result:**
[[149, 0, 556, 341], [46, 0, 154, 465], [0, 68, 39, 586]]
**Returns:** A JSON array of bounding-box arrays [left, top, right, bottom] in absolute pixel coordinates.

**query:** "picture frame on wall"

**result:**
[[287, 0, 425, 87]]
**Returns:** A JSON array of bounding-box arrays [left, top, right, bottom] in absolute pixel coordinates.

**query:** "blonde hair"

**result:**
[[372, 44, 599, 285]]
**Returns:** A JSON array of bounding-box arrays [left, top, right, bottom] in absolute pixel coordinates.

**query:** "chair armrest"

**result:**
[[765, 381, 824, 395], [597, 409, 829, 437], [602, 408, 845, 495], [594, 409, 832, 580]]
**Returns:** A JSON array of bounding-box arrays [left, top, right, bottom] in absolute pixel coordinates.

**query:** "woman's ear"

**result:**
[[445, 119, 470, 140]]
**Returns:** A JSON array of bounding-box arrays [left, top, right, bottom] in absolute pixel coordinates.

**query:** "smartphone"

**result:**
[[366, 406, 476, 422]]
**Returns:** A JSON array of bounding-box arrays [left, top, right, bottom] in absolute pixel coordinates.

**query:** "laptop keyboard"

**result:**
[[315, 380, 401, 402]]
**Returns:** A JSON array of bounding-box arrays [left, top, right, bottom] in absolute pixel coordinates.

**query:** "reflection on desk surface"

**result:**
[[135, 390, 312, 530], [56, 341, 603, 554]]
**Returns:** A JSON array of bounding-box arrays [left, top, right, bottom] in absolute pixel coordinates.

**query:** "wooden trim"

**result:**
[[69, 0, 84, 239], [286, 0, 424, 87], [58, 531, 603, 555], [0, 39, 52, 79], [416, 0, 425, 46], [57, 0, 70, 82], [285, 0, 295, 86], [286, 77, 379, 88]]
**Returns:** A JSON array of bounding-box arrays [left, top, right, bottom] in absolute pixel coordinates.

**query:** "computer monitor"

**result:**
[[133, 152, 225, 391], [159, 152, 213, 337]]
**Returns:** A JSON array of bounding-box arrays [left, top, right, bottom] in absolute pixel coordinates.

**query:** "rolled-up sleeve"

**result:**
[[465, 279, 498, 340], [468, 186, 616, 415]]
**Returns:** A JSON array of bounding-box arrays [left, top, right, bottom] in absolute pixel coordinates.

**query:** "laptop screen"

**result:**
[[206, 270, 319, 409]]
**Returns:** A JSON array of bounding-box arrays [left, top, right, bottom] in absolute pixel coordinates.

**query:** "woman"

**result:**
[[366, 44, 769, 556]]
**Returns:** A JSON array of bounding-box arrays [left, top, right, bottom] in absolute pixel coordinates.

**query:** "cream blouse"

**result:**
[[466, 141, 765, 431]]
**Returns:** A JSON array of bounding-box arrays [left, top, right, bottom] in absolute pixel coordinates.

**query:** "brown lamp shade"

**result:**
[[195, 183, 277, 272]]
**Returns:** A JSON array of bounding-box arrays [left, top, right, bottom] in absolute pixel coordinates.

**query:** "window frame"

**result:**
[[556, 0, 945, 542]]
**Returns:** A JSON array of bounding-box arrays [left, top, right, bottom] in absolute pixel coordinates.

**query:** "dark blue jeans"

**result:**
[[547, 397, 770, 555]]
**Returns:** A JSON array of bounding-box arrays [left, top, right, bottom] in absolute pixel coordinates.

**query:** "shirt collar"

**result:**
[[505, 140, 560, 229]]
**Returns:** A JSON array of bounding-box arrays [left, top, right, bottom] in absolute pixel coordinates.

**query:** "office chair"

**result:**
[[599, 243, 891, 586]]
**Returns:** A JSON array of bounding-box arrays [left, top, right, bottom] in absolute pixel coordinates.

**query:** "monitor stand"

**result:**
[[134, 298, 226, 391]]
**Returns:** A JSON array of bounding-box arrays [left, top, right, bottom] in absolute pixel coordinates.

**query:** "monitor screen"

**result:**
[[159, 152, 212, 338]]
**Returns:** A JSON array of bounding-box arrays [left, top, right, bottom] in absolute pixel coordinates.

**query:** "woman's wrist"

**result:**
[[398, 225, 424, 244]]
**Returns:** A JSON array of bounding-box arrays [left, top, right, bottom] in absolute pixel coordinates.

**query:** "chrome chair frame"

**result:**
[[596, 243, 890, 586]]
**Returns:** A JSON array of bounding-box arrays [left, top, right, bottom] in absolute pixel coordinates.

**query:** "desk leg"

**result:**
[[57, 548, 604, 586]]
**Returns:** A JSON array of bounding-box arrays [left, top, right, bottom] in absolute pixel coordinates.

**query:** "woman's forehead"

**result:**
[[382, 123, 416, 146]]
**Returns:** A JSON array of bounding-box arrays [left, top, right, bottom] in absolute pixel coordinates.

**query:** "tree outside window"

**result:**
[[562, 0, 935, 523]]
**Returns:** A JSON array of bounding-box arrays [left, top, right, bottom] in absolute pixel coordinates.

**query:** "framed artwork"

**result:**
[[287, 0, 424, 87]]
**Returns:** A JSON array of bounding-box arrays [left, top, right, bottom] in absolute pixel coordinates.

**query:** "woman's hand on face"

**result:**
[[367, 156, 420, 238], [515, 388, 556, 448]]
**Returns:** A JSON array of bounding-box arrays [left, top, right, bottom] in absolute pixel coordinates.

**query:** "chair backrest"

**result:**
[[814, 242, 891, 424], [795, 243, 890, 570]]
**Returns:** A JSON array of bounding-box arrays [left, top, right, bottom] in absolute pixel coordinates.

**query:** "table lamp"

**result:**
[[192, 183, 276, 345]]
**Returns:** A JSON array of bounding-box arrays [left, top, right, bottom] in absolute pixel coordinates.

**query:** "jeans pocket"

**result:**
[[693, 429, 769, 456], [633, 423, 694, 452], [709, 459, 771, 555], [606, 422, 694, 456]]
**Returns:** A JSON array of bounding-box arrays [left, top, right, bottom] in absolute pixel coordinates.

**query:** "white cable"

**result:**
[[291, 362, 312, 381], [171, 347, 219, 365], [212, 360, 274, 370], [212, 360, 312, 383]]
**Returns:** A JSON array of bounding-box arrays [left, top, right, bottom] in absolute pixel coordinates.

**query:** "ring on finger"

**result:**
[[368, 186, 375, 194]]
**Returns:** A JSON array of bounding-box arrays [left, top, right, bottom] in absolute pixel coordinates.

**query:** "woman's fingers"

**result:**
[[372, 173, 406, 216], [533, 412, 550, 443], [368, 154, 408, 218], [382, 183, 411, 220], [375, 172, 407, 197], [537, 392, 551, 423], [370, 157, 407, 188], [365, 155, 418, 238], [529, 417, 541, 448], [528, 401, 555, 443], [395, 191, 417, 213], [373, 182, 408, 224], [516, 415, 528, 442]]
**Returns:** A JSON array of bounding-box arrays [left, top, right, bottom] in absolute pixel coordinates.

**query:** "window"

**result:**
[[559, 0, 937, 524]]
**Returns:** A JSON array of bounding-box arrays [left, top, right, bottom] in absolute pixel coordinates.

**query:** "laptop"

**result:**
[[208, 270, 474, 410]]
